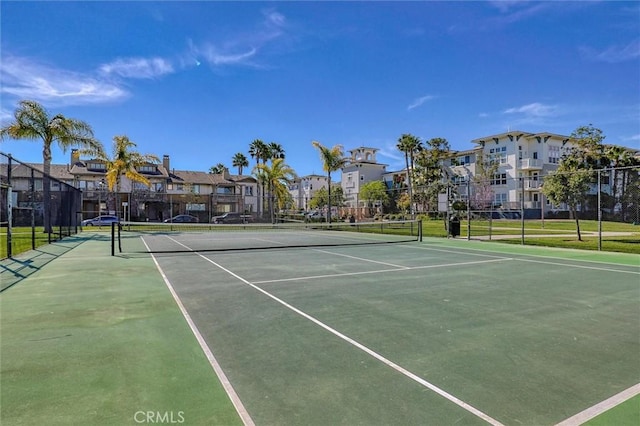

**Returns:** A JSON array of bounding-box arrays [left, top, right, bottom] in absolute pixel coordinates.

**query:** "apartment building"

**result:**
[[9, 150, 259, 223], [287, 174, 329, 211], [341, 147, 387, 209]]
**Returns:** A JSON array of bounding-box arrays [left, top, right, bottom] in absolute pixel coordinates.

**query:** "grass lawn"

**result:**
[[421, 219, 640, 254]]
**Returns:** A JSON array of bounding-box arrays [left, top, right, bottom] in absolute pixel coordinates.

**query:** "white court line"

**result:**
[[513, 257, 640, 275], [142, 237, 255, 426], [408, 241, 640, 269], [555, 383, 640, 426], [253, 257, 512, 284], [163, 236, 505, 426], [313, 248, 410, 269]]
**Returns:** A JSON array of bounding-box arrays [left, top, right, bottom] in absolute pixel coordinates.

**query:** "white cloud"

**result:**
[[503, 102, 557, 117], [264, 10, 286, 28], [579, 40, 640, 63], [195, 44, 258, 66], [407, 95, 436, 111], [487, 0, 548, 24], [188, 9, 290, 69], [0, 56, 128, 106], [99, 57, 174, 79]]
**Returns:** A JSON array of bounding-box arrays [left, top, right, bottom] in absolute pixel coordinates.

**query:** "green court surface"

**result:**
[[1, 231, 638, 425]]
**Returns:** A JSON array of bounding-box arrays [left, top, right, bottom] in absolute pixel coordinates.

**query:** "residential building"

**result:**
[[288, 174, 329, 211], [6, 150, 258, 223], [341, 147, 387, 209]]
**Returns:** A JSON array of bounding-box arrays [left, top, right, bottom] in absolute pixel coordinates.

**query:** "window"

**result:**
[[133, 182, 148, 190], [153, 182, 164, 192], [137, 165, 156, 173], [191, 184, 200, 194], [533, 152, 538, 160], [455, 155, 471, 166], [494, 193, 507, 205], [491, 173, 507, 185], [87, 162, 106, 171], [548, 145, 560, 164], [245, 186, 253, 196], [216, 187, 234, 195]]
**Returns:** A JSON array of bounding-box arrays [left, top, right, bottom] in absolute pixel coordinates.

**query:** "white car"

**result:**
[[81, 215, 119, 226]]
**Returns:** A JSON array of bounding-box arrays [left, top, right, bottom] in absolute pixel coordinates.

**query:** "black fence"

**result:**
[[0, 152, 82, 259]]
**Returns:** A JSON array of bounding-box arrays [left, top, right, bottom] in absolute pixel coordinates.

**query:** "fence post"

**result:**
[[597, 170, 602, 251]]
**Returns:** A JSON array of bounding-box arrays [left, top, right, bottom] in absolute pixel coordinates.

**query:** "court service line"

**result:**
[[555, 383, 640, 426], [253, 257, 511, 284], [142, 238, 255, 426], [185, 249, 505, 426], [312, 248, 410, 269]]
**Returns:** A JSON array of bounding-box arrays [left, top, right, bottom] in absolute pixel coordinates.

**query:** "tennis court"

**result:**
[[122, 222, 638, 425], [2, 224, 639, 425]]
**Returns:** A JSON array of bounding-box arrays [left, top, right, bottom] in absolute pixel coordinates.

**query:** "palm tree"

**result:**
[[209, 163, 227, 174], [253, 158, 296, 223], [249, 139, 270, 219], [268, 142, 285, 160], [312, 141, 347, 223], [249, 139, 269, 165], [396, 133, 422, 216], [0, 100, 102, 232], [88, 135, 159, 218], [232, 153, 249, 175]]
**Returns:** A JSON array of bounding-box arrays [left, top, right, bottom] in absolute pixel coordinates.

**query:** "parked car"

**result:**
[[81, 215, 119, 226], [164, 214, 199, 223], [211, 212, 246, 224]]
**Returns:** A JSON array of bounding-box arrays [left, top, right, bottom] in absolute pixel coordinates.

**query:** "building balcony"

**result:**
[[524, 201, 541, 209], [519, 159, 542, 170], [523, 180, 540, 191], [211, 194, 241, 203]]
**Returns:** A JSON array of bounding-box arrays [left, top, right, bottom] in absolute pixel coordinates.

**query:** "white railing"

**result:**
[[519, 158, 541, 169]]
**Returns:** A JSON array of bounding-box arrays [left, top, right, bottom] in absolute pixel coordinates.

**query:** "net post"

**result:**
[[111, 222, 115, 256], [418, 219, 422, 242]]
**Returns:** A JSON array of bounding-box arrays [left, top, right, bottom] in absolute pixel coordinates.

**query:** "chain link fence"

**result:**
[[433, 165, 639, 246], [0, 152, 82, 259]]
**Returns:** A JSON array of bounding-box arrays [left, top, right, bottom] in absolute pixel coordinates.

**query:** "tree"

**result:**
[[209, 163, 227, 174], [232, 153, 249, 175], [89, 135, 160, 217], [396, 192, 411, 213], [413, 137, 451, 212], [1, 100, 102, 231], [472, 152, 499, 210], [309, 186, 344, 213], [542, 125, 605, 240], [312, 141, 348, 223], [359, 180, 390, 217], [249, 139, 271, 218], [268, 142, 285, 160], [253, 158, 296, 223], [396, 134, 422, 215]]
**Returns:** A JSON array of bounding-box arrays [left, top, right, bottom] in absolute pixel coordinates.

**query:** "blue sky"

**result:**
[[1, 1, 639, 177]]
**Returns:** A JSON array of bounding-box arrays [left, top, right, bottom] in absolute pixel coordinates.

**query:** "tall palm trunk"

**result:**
[[404, 152, 413, 216], [43, 141, 53, 233], [327, 171, 332, 223]]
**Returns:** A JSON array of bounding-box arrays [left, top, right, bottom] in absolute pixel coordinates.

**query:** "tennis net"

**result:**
[[113, 219, 422, 254]]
